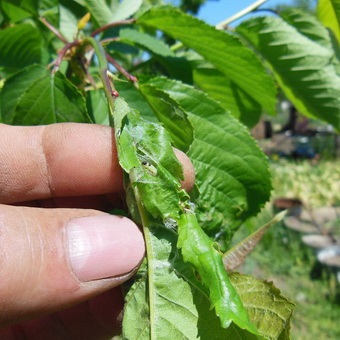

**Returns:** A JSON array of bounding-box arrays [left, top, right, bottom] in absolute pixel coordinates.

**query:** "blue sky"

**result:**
[[196, 0, 295, 25]]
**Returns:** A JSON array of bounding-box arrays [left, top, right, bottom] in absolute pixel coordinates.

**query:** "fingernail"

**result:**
[[66, 215, 144, 282]]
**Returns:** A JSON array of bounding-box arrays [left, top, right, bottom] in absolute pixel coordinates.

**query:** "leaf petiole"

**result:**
[[91, 18, 136, 37], [39, 17, 69, 43]]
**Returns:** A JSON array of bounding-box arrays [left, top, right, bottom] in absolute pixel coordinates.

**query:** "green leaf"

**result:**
[[119, 28, 174, 57], [139, 83, 194, 152], [317, 0, 340, 43], [116, 81, 157, 122], [114, 98, 184, 220], [137, 6, 276, 115], [0, 24, 45, 74], [114, 98, 266, 337], [144, 77, 272, 235], [280, 7, 335, 50], [178, 211, 258, 333], [230, 273, 295, 340], [115, 99, 253, 334], [118, 28, 193, 83], [84, 0, 142, 27], [280, 8, 340, 75], [59, 4, 79, 42], [123, 226, 260, 339], [0, 0, 58, 25], [123, 228, 202, 340], [223, 211, 286, 272], [12, 72, 91, 125], [0, 0, 32, 22], [39, 0, 59, 27], [193, 67, 262, 128], [110, 0, 142, 22], [0, 0, 37, 21], [59, 0, 88, 41], [123, 261, 150, 339], [83, 0, 114, 26], [0, 65, 49, 124], [86, 88, 109, 125], [236, 16, 340, 131]]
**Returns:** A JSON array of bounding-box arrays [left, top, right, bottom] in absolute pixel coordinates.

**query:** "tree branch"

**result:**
[[105, 53, 138, 84], [91, 18, 136, 37], [52, 41, 80, 74], [216, 0, 269, 29], [40, 17, 69, 44]]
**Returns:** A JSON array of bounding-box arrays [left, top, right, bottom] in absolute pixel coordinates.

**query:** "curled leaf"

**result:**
[[177, 211, 258, 334], [223, 211, 286, 272]]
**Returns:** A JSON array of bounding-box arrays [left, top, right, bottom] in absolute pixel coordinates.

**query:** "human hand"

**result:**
[[0, 123, 195, 339]]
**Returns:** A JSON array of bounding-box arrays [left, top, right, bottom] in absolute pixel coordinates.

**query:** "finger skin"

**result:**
[[0, 123, 195, 204], [0, 204, 143, 328], [0, 123, 123, 204]]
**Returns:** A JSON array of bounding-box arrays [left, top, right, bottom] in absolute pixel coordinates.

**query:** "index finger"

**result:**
[[0, 123, 195, 204], [0, 123, 122, 204]]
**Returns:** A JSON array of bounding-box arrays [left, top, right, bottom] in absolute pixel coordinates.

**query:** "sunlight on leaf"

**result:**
[[230, 273, 295, 340], [144, 77, 272, 235], [137, 6, 276, 115], [237, 16, 340, 131], [317, 0, 340, 43]]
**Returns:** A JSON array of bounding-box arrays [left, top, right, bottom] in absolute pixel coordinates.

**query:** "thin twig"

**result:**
[[82, 37, 117, 125], [91, 18, 136, 37], [170, 0, 269, 52], [40, 17, 69, 44], [216, 0, 269, 29], [52, 41, 79, 74], [105, 53, 138, 83], [79, 58, 97, 89]]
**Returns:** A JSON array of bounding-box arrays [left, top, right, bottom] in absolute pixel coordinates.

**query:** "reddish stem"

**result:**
[[105, 53, 138, 83], [91, 18, 136, 37], [52, 41, 80, 74], [40, 17, 69, 44]]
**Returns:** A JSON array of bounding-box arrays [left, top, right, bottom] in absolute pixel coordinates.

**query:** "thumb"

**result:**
[[0, 204, 145, 327]]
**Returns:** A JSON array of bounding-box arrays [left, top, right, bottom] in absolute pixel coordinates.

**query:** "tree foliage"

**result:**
[[0, 0, 338, 338]]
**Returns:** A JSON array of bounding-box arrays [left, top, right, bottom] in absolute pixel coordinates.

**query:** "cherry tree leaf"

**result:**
[[237, 16, 340, 131], [0, 24, 45, 75], [143, 77, 272, 236], [0, 65, 49, 124], [12, 72, 91, 125], [230, 273, 295, 340], [317, 0, 340, 43], [137, 6, 276, 115]]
